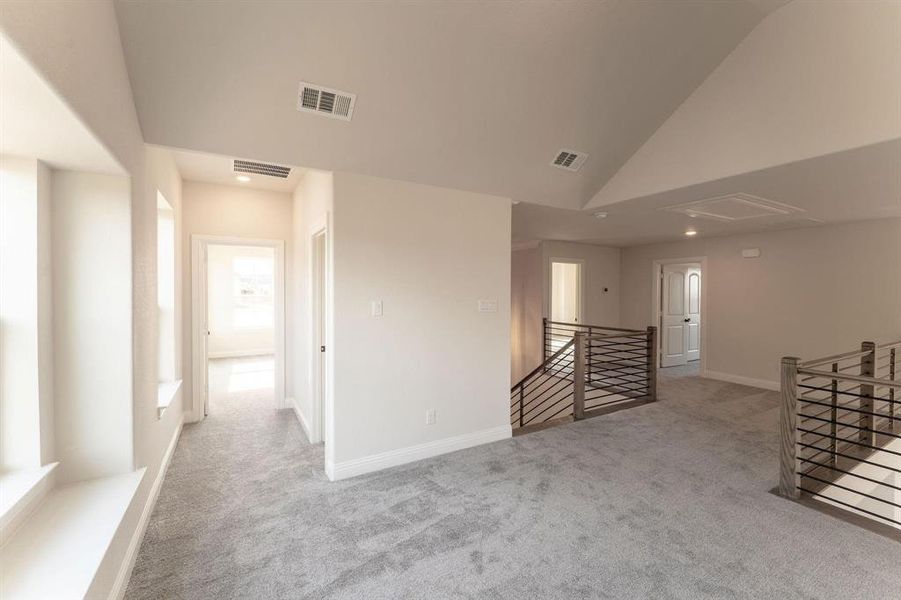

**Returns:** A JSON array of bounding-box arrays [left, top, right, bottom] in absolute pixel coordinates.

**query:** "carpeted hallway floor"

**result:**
[[125, 362, 901, 599]]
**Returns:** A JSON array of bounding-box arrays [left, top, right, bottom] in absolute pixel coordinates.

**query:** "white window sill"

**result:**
[[157, 379, 182, 418], [0, 463, 58, 544], [0, 469, 144, 599]]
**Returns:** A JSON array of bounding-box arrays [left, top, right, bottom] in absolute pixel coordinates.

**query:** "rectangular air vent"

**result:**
[[234, 159, 291, 179], [662, 193, 804, 222], [551, 149, 588, 172], [297, 81, 356, 121]]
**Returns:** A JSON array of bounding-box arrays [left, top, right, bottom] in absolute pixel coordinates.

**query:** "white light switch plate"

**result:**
[[371, 300, 383, 317], [478, 299, 498, 313], [425, 409, 436, 425]]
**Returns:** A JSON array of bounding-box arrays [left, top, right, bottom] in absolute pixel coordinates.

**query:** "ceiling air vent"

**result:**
[[297, 81, 356, 121], [234, 159, 291, 179], [551, 149, 588, 172]]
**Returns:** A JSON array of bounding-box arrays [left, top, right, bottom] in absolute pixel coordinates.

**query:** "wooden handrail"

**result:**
[[545, 319, 644, 334], [511, 338, 575, 392]]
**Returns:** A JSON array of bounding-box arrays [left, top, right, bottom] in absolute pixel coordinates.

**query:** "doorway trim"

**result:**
[[545, 257, 585, 324], [651, 256, 708, 375], [191, 234, 286, 422], [309, 227, 328, 445]]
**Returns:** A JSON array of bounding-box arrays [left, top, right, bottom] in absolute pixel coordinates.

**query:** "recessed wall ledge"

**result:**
[[0, 462, 59, 546], [157, 379, 182, 418]]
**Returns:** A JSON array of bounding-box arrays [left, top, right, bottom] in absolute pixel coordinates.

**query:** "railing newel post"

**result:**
[[830, 362, 838, 470], [519, 386, 524, 429], [542, 317, 548, 365], [779, 356, 801, 499], [646, 326, 657, 402], [859, 341, 876, 446], [573, 332, 585, 421], [890, 348, 896, 432]]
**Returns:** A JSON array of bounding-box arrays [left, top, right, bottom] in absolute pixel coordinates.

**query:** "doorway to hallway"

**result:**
[[191, 236, 286, 419]]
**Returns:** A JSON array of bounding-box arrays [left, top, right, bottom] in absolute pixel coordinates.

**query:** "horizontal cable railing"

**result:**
[[779, 339, 900, 531], [511, 321, 657, 431]]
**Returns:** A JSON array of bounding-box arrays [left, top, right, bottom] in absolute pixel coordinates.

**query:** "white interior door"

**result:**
[[661, 264, 701, 367], [686, 267, 702, 362]]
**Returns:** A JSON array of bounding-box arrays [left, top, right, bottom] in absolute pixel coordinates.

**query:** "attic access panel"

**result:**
[[662, 193, 804, 221]]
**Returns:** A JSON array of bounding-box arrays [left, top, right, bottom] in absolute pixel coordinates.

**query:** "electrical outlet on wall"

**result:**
[[425, 409, 436, 425]]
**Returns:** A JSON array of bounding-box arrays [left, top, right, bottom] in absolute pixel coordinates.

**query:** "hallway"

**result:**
[[125, 370, 901, 599]]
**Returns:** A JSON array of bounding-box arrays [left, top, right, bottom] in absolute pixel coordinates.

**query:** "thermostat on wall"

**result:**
[[742, 248, 761, 258]]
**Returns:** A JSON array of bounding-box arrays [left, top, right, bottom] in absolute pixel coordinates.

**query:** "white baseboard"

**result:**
[[109, 413, 184, 600], [289, 397, 312, 442], [703, 369, 779, 391], [207, 349, 274, 359], [326, 425, 512, 481]]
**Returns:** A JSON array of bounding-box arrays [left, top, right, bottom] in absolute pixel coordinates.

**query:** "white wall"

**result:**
[[181, 180, 293, 415], [291, 169, 333, 445], [591, 1, 901, 206], [620, 219, 901, 387], [0, 156, 53, 469], [0, 5, 187, 596], [51, 170, 133, 483], [206, 244, 275, 358], [328, 172, 511, 476]]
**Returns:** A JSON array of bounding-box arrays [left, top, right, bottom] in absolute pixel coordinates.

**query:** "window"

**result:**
[[157, 192, 176, 386], [232, 256, 273, 330]]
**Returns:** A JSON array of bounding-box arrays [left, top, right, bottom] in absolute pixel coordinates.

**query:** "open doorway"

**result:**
[[548, 259, 584, 354], [191, 236, 285, 420], [653, 258, 705, 373]]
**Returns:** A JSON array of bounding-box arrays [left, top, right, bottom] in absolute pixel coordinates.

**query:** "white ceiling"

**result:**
[[114, 0, 784, 209], [513, 139, 901, 247], [165, 146, 305, 193], [0, 35, 123, 175]]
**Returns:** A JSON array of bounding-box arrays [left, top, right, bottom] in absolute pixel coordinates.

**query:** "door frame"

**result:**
[[546, 257, 585, 324], [191, 234, 286, 422], [651, 256, 707, 374]]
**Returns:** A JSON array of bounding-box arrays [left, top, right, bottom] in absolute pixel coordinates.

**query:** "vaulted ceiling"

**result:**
[[114, 0, 784, 209]]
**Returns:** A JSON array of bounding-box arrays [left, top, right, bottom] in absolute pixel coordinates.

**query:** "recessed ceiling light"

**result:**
[[236, 175, 251, 183], [593, 211, 608, 219], [685, 230, 698, 237]]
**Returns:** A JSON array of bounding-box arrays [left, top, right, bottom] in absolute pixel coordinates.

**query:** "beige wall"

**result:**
[[180, 180, 293, 415], [620, 218, 901, 387], [329, 173, 511, 475], [541, 241, 620, 327], [511, 245, 542, 383], [509, 240, 621, 383]]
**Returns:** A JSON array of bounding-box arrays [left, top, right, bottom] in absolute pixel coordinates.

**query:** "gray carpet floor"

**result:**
[[125, 361, 901, 599]]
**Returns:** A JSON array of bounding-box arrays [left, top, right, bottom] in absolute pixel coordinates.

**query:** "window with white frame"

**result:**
[[157, 192, 176, 385], [232, 255, 274, 330]]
